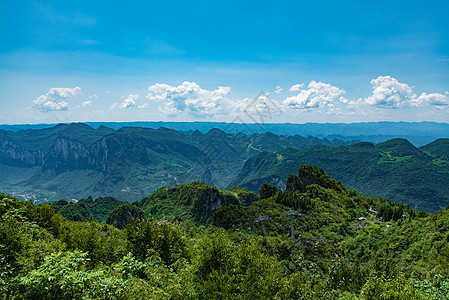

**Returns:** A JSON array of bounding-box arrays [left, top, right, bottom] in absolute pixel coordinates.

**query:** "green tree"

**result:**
[[125, 219, 187, 266], [106, 203, 145, 229], [259, 183, 278, 200]]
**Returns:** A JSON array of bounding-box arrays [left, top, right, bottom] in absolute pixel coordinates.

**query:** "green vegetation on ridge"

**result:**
[[1, 164, 449, 299], [232, 139, 449, 212]]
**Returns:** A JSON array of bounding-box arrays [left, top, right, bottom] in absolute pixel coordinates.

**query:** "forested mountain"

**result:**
[[51, 196, 123, 223], [420, 138, 449, 161], [231, 139, 449, 212], [2, 166, 449, 299], [2, 121, 449, 146], [0, 123, 349, 203]]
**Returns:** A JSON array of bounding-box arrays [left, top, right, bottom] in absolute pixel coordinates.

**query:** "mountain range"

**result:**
[[0, 123, 348, 203], [231, 138, 449, 212], [1, 122, 448, 212], [2, 121, 449, 146]]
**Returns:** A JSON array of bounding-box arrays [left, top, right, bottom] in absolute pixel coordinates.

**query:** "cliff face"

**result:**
[[0, 137, 44, 166], [0, 136, 111, 173], [43, 137, 110, 173]]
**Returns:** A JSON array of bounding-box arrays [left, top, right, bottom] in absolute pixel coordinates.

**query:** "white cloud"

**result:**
[[146, 81, 233, 117], [416, 92, 449, 106], [283, 81, 346, 109], [363, 76, 449, 108], [275, 86, 283, 94], [82, 101, 92, 107], [138, 103, 148, 109], [364, 76, 415, 107], [88, 94, 98, 99], [33, 87, 81, 112], [289, 84, 304, 92], [119, 94, 139, 108]]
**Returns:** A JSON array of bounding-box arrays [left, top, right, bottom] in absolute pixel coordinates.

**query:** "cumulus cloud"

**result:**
[[364, 76, 416, 107], [283, 81, 346, 110], [363, 76, 449, 108], [82, 101, 92, 107], [146, 81, 233, 117], [416, 92, 449, 106], [33, 87, 81, 112], [119, 94, 139, 108], [138, 103, 148, 109]]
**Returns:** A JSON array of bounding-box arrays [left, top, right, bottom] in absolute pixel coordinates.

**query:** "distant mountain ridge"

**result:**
[[1, 121, 449, 146]]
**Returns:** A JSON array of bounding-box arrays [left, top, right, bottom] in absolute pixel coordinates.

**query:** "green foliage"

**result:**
[[138, 182, 240, 224], [420, 138, 449, 161], [106, 202, 145, 229], [193, 232, 284, 298], [213, 204, 249, 229], [57, 201, 92, 222], [2, 163, 449, 299], [52, 196, 123, 223], [58, 221, 127, 267], [286, 173, 303, 192], [125, 219, 188, 265], [359, 274, 423, 299], [298, 164, 347, 193], [227, 185, 259, 205], [260, 182, 278, 199], [20, 251, 95, 300]]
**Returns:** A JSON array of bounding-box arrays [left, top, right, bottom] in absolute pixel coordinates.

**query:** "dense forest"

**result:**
[[2, 165, 449, 299]]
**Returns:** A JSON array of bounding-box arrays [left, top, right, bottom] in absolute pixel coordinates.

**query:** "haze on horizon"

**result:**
[[1, 0, 448, 125]]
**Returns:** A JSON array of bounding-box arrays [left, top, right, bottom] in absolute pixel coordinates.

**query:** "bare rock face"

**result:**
[[88, 138, 110, 172], [43, 137, 111, 173], [0, 137, 44, 166], [0, 133, 111, 173]]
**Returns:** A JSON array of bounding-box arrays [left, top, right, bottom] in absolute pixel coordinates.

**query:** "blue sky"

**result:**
[[0, 0, 448, 124]]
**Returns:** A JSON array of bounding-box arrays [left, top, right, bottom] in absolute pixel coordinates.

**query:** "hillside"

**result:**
[[137, 182, 258, 223], [2, 166, 449, 299], [51, 196, 123, 223], [0, 123, 348, 203], [231, 139, 449, 212], [420, 138, 449, 162]]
